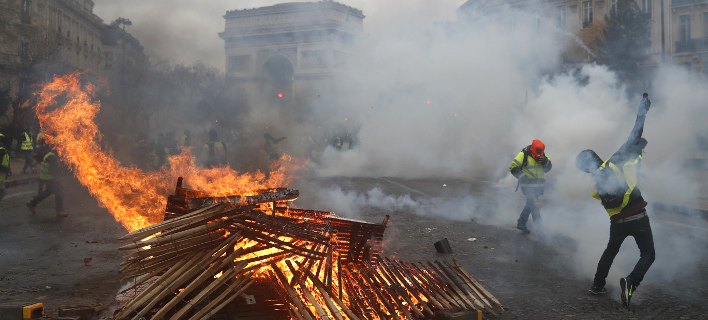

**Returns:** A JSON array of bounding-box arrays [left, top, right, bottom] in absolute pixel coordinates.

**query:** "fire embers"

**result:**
[[115, 181, 503, 320]]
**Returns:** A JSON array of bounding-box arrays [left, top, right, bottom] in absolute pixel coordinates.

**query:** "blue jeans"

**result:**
[[594, 212, 655, 287]]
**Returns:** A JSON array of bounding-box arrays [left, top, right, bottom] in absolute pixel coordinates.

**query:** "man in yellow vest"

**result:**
[[202, 129, 227, 168], [0, 139, 10, 202], [576, 93, 653, 309], [26, 142, 66, 217], [509, 139, 552, 234], [180, 129, 192, 148], [20, 130, 35, 174]]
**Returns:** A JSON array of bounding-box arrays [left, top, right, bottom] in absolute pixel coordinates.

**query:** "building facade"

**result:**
[[219, 0, 365, 110], [457, 0, 708, 76], [0, 0, 145, 100]]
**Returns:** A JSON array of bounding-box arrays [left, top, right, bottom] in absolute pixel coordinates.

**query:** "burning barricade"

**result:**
[[114, 178, 504, 320]]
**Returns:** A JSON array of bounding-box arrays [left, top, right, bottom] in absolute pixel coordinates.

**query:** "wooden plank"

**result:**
[[362, 261, 414, 320], [428, 261, 476, 310], [443, 260, 495, 314], [373, 260, 429, 319], [343, 267, 387, 319], [150, 249, 245, 320], [430, 261, 479, 310], [168, 261, 250, 320], [385, 258, 445, 311], [270, 263, 315, 320], [119, 219, 231, 250], [120, 203, 229, 240], [189, 278, 255, 320], [284, 261, 331, 320], [293, 260, 359, 320], [406, 262, 459, 310], [452, 258, 504, 313]]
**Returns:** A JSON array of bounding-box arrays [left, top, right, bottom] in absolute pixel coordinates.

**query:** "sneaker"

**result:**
[[26, 201, 36, 214], [516, 225, 531, 234], [56, 210, 68, 217], [620, 277, 636, 308], [589, 284, 607, 295]]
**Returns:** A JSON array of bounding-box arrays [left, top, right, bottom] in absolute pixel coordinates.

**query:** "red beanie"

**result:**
[[530, 139, 545, 158]]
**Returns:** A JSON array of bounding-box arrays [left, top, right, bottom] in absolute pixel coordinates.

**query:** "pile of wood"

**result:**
[[115, 179, 503, 320]]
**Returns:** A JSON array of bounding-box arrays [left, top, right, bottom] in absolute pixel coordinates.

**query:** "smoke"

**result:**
[[299, 4, 708, 296], [92, 0, 465, 68], [92, 0, 708, 297]]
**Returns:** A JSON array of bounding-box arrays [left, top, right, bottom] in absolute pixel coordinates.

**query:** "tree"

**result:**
[[563, 20, 605, 65], [598, 0, 651, 83]]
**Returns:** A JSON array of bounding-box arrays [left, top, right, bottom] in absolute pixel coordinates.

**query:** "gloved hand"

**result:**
[[639, 93, 651, 115], [536, 154, 547, 165]]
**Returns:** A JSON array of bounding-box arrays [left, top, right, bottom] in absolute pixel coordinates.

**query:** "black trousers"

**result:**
[[593, 213, 655, 287], [30, 179, 64, 211]]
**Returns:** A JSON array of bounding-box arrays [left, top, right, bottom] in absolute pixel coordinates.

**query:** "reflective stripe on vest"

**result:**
[[0, 147, 9, 181], [21, 132, 33, 150], [590, 156, 641, 217], [40, 152, 55, 180], [511, 152, 548, 180]]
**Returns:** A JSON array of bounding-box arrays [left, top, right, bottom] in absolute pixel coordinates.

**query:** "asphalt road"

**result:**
[[0, 163, 706, 319]]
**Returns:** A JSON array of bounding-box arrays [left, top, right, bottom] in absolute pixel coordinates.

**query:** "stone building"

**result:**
[[0, 0, 145, 101], [457, 0, 708, 76], [219, 0, 365, 112]]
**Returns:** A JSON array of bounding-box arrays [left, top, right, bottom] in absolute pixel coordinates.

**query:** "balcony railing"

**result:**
[[676, 38, 708, 53], [672, 0, 708, 7]]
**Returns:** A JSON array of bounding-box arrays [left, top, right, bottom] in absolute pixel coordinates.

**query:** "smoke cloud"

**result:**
[[92, 0, 465, 68], [92, 0, 707, 299]]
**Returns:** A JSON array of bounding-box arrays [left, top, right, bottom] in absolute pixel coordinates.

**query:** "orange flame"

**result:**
[[34, 73, 304, 232]]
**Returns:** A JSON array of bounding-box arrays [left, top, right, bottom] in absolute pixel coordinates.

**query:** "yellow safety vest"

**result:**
[[21, 132, 33, 151], [39, 152, 56, 180], [0, 146, 9, 181], [35, 132, 43, 148], [510, 151, 549, 185], [590, 156, 641, 217]]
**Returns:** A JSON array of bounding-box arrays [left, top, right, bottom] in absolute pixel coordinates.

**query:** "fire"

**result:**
[[34, 73, 304, 232]]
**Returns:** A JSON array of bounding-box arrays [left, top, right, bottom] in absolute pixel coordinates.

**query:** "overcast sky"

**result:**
[[92, 0, 467, 69]]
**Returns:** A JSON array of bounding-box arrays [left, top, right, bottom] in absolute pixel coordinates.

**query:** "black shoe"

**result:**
[[589, 284, 607, 295], [516, 225, 531, 234], [620, 277, 636, 308]]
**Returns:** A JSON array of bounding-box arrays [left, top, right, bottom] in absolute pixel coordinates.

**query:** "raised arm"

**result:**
[[628, 93, 651, 143], [611, 94, 651, 161]]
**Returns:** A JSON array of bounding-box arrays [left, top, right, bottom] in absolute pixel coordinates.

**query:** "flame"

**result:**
[[34, 73, 304, 232]]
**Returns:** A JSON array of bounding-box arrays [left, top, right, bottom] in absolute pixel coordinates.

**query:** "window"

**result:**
[[532, 10, 541, 33], [641, 0, 652, 19], [677, 14, 692, 52], [583, 1, 593, 28], [20, 40, 30, 59], [21, 0, 31, 23], [704, 12, 708, 38], [557, 5, 566, 32], [611, 0, 617, 12], [679, 14, 691, 44]]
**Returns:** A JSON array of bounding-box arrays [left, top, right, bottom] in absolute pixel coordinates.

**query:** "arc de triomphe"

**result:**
[[219, 1, 365, 115]]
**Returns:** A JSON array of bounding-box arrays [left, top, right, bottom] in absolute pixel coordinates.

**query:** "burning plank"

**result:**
[[115, 178, 502, 319]]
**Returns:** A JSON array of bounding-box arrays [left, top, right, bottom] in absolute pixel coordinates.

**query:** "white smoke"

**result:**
[[93, 0, 708, 295]]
